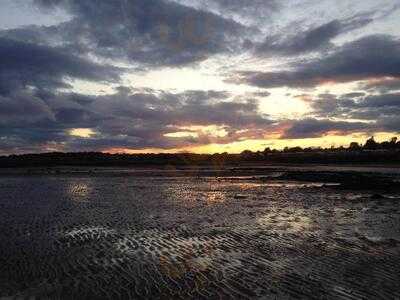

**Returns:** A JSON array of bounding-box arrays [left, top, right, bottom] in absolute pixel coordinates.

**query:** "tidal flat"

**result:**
[[0, 167, 400, 299]]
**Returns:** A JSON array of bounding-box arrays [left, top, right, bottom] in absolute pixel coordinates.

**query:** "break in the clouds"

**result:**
[[0, 0, 400, 154]]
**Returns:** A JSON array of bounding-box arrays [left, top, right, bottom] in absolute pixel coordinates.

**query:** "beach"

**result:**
[[1, 166, 399, 299]]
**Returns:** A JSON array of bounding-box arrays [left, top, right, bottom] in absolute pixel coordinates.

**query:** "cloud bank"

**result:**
[[0, 0, 399, 153]]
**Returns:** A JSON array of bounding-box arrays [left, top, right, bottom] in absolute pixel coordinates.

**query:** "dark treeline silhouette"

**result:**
[[1, 137, 400, 168]]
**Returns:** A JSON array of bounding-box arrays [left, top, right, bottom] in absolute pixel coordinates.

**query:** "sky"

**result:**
[[0, 0, 400, 154]]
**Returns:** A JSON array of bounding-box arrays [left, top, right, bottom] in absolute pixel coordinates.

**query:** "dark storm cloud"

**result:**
[[90, 90, 272, 136], [0, 88, 274, 153], [308, 92, 400, 134], [360, 93, 400, 108], [344, 93, 400, 123], [311, 92, 400, 117], [1, 0, 399, 153], [360, 78, 400, 93], [342, 92, 366, 98], [32, 0, 249, 66], [0, 91, 54, 124], [281, 118, 372, 139], [257, 12, 377, 56], [273, 90, 400, 139], [309, 93, 357, 119], [377, 116, 400, 133], [0, 37, 121, 95], [234, 35, 400, 88]]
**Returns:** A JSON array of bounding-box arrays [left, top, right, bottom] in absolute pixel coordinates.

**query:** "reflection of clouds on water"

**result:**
[[65, 179, 94, 202], [161, 179, 229, 206]]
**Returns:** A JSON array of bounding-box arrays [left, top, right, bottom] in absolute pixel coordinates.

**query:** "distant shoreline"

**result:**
[[1, 149, 400, 169]]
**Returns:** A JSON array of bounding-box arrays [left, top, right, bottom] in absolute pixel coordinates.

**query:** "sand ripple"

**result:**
[[0, 176, 399, 299]]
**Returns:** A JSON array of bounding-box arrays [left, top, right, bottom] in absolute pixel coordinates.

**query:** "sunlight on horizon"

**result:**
[[105, 132, 398, 154]]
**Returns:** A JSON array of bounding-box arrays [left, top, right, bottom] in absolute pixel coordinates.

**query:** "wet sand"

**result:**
[[0, 168, 399, 299]]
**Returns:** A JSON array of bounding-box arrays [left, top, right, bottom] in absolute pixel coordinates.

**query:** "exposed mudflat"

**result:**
[[1, 169, 400, 299]]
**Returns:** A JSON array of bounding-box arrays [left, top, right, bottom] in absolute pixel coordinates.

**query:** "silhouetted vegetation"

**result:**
[[1, 137, 400, 168]]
